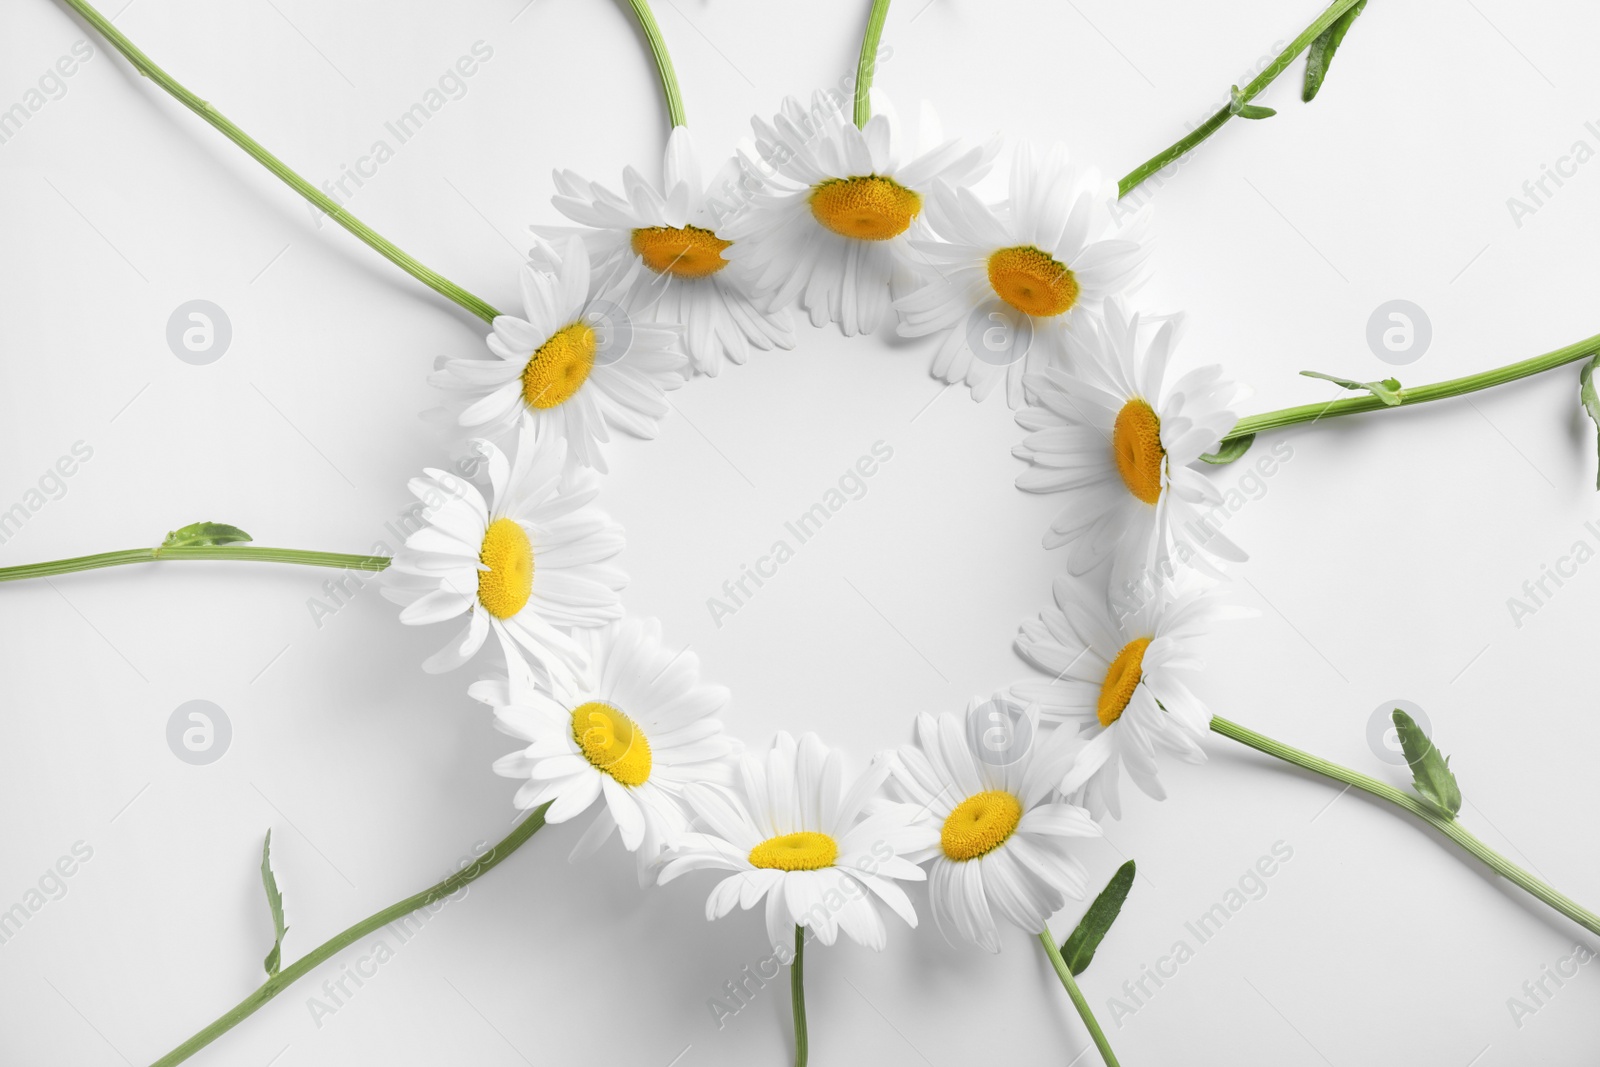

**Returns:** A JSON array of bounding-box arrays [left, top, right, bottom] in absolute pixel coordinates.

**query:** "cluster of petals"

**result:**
[[382, 84, 1255, 960]]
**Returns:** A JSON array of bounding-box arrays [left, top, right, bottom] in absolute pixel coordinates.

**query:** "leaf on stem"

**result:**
[[261, 830, 289, 976], [1301, 370, 1403, 406], [162, 521, 253, 548], [1392, 709, 1462, 818], [1228, 85, 1276, 120], [1200, 433, 1256, 465], [1303, 0, 1368, 103], [1579, 355, 1600, 490], [1062, 860, 1136, 975]]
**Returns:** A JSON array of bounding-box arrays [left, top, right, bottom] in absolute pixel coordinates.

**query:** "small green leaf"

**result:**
[[1393, 709, 1462, 818], [162, 521, 253, 548], [1579, 355, 1600, 490], [1200, 433, 1256, 465], [1304, 0, 1368, 103], [1301, 370, 1403, 406], [261, 830, 288, 977], [1062, 860, 1136, 975], [1227, 86, 1276, 121]]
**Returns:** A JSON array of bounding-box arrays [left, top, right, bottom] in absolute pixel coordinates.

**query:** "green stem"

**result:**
[[148, 805, 549, 1067], [1211, 717, 1600, 937], [0, 546, 389, 584], [60, 0, 501, 322], [1118, 0, 1365, 198], [791, 925, 808, 1067], [853, 0, 893, 128], [1219, 329, 1600, 448], [1038, 930, 1122, 1067], [624, 0, 686, 128]]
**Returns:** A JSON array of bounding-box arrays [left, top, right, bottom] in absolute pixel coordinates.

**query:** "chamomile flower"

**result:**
[[890, 703, 1101, 953], [658, 732, 935, 954], [471, 616, 733, 882], [1014, 299, 1247, 581], [381, 431, 625, 692], [429, 236, 689, 472], [895, 142, 1152, 406], [723, 91, 998, 336], [534, 127, 795, 377], [1011, 577, 1231, 821]]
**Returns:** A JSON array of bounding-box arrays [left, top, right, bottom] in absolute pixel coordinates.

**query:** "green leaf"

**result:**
[[1579, 355, 1600, 490], [1393, 709, 1462, 818], [261, 830, 288, 977], [1200, 433, 1256, 465], [162, 521, 253, 548], [1301, 370, 1403, 406], [1303, 0, 1368, 103], [1062, 860, 1136, 975], [1228, 86, 1276, 121]]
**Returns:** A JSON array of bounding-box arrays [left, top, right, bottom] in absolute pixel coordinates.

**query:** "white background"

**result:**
[[3, 0, 1599, 1064]]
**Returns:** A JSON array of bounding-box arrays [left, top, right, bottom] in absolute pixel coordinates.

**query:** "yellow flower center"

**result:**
[[522, 322, 596, 410], [570, 701, 653, 787], [940, 790, 1023, 862], [631, 225, 732, 278], [1097, 637, 1152, 727], [808, 175, 921, 241], [1113, 399, 1165, 504], [476, 518, 533, 619], [986, 245, 1080, 318], [748, 831, 839, 872]]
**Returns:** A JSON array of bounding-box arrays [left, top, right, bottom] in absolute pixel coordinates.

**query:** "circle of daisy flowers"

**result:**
[[395, 120, 1246, 981]]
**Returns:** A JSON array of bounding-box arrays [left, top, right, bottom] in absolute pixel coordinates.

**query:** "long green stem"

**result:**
[[624, 0, 686, 128], [853, 0, 893, 128], [791, 925, 808, 1067], [1118, 0, 1364, 198], [148, 805, 549, 1067], [1218, 329, 1600, 449], [1038, 930, 1121, 1067], [1211, 716, 1600, 937], [59, 0, 500, 322], [0, 546, 389, 584]]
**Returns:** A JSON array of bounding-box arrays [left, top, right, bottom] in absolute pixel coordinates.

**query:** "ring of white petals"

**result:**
[[386, 88, 1249, 959]]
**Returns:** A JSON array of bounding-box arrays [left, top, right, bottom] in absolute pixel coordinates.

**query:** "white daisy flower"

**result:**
[[722, 90, 998, 337], [895, 142, 1152, 406], [890, 702, 1102, 953], [1011, 577, 1231, 821], [1014, 299, 1247, 582], [658, 732, 935, 954], [470, 616, 733, 883], [381, 431, 625, 692], [430, 236, 689, 472], [534, 127, 796, 377]]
